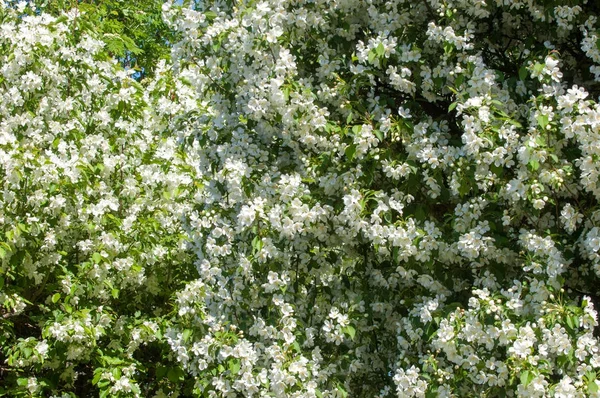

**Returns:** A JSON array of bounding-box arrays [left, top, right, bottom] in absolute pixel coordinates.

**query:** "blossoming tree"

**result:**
[[2, 0, 600, 397]]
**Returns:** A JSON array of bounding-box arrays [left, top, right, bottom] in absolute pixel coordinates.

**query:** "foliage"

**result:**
[[0, 4, 199, 396], [32, 0, 175, 78], [2, 0, 600, 397]]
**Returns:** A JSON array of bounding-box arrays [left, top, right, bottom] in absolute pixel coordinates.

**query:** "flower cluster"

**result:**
[[3, 0, 600, 397], [0, 3, 200, 396]]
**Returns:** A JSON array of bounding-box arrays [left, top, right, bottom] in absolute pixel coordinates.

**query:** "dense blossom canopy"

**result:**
[[2, 0, 600, 397]]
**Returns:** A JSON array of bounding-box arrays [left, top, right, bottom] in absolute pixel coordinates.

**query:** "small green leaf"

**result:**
[[519, 65, 528, 81], [454, 74, 464, 87], [252, 236, 263, 252], [376, 42, 385, 57], [343, 325, 356, 340], [92, 252, 102, 264], [92, 370, 103, 385], [566, 315, 579, 330], [521, 370, 529, 387], [228, 359, 241, 375], [167, 367, 185, 383], [22, 347, 33, 357], [443, 42, 453, 55], [528, 159, 540, 171], [448, 102, 457, 112], [368, 50, 376, 63], [345, 144, 357, 161], [508, 119, 522, 128], [52, 293, 61, 303], [112, 367, 122, 381], [533, 62, 544, 75], [292, 341, 301, 353], [415, 205, 427, 221], [520, 370, 533, 387], [346, 112, 353, 124], [588, 371, 599, 393], [156, 366, 167, 379], [337, 384, 349, 398], [537, 114, 549, 130]]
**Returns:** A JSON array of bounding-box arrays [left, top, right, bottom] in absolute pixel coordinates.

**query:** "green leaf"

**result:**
[[121, 35, 143, 55], [16, 378, 29, 387], [368, 49, 376, 63], [448, 102, 457, 112], [346, 112, 353, 124], [384, 211, 392, 223], [204, 11, 217, 20], [167, 367, 185, 383], [443, 42, 453, 55], [454, 74, 464, 87], [337, 384, 349, 398], [519, 65, 528, 81], [156, 365, 168, 379], [508, 118, 522, 128], [588, 371, 599, 393], [343, 325, 356, 340], [528, 159, 540, 171], [345, 144, 357, 161], [292, 341, 301, 353], [92, 252, 102, 264], [52, 293, 61, 303], [520, 370, 533, 387], [376, 42, 385, 57], [537, 114, 549, 130], [426, 390, 439, 398], [533, 62, 544, 75], [566, 315, 579, 330], [228, 359, 241, 375], [374, 130, 384, 141], [92, 370, 103, 385], [251, 236, 263, 252], [415, 205, 426, 221]]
